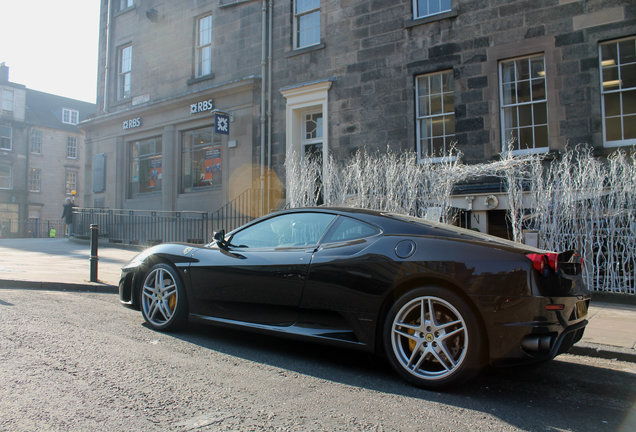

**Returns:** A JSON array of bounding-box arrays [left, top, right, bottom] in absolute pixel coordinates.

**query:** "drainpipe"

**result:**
[[103, 0, 113, 113], [24, 126, 31, 236], [266, 0, 272, 212], [259, 0, 267, 216]]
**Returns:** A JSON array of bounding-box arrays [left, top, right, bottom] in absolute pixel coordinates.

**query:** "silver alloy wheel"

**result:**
[[141, 266, 179, 327], [390, 296, 468, 381]]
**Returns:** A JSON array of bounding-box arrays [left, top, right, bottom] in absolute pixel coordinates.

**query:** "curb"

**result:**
[[569, 342, 636, 363], [0, 279, 118, 294], [591, 292, 636, 305]]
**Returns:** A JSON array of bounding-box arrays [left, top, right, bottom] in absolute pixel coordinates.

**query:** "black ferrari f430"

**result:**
[[119, 207, 590, 388]]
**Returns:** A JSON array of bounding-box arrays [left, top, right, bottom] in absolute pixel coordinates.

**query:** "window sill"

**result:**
[[603, 138, 636, 148], [219, 0, 257, 8], [110, 98, 132, 110], [128, 191, 162, 199], [417, 155, 458, 164], [285, 42, 326, 58], [114, 5, 136, 17], [404, 10, 458, 29], [505, 148, 549, 156], [181, 185, 223, 194], [187, 74, 215, 86]]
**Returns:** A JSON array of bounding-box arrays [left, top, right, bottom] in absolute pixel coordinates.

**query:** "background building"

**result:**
[[83, 0, 635, 237], [83, 0, 265, 215], [0, 63, 95, 237]]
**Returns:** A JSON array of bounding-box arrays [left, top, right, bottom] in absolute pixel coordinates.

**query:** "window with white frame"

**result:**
[[414, 0, 451, 19], [62, 108, 79, 125], [280, 79, 331, 179], [416, 70, 455, 160], [118, 44, 132, 100], [600, 37, 636, 147], [28, 168, 41, 192], [30, 129, 42, 154], [119, 0, 133, 11], [302, 111, 323, 161], [0, 125, 11, 150], [300, 110, 324, 204], [1, 89, 14, 111], [0, 164, 12, 189], [67, 136, 78, 159], [65, 171, 77, 195], [195, 14, 213, 78], [499, 54, 549, 153], [294, 0, 320, 49]]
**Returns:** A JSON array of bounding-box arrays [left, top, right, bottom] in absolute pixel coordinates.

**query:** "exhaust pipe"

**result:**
[[521, 335, 553, 352]]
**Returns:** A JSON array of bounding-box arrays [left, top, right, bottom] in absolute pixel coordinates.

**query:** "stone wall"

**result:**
[[268, 0, 635, 173]]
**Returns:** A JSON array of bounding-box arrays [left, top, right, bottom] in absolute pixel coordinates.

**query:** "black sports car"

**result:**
[[119, 207, 590, 388]]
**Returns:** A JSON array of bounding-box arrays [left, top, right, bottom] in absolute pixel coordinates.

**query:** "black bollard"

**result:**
[[90, 224, 99, 282]]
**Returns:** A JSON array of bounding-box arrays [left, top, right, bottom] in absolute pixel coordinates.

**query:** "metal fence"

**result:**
[[72, 188, 267, 246], [0, 218, 67, 239]]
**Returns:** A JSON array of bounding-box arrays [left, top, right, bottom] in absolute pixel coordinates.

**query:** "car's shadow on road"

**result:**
[[163, 320, 636, 432]]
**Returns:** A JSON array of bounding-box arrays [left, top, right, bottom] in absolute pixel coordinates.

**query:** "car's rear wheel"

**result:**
[[384, 287, 483, 388], [140, 263, 188, 331]]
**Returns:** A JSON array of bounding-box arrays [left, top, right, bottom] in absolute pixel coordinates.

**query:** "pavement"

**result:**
[[0, 237, 634, 363]]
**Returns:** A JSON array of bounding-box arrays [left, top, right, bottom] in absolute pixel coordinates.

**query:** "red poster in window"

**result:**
[[204, 148, 221, 183], [149, 159, 162, 188]]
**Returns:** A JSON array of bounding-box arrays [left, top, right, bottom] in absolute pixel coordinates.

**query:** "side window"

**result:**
[[322, 216, 380, 243], [230, 212, 335, 249]]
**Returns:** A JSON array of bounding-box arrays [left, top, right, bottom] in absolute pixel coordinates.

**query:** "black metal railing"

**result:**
[[73, 209, 212, 245], [0, 218, 67, 238], [72, 188, 271, 246]]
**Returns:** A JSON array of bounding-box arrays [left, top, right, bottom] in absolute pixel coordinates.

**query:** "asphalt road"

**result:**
[[1, 288, 634, 432]]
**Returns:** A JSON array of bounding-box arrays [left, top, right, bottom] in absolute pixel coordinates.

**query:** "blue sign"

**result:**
[[215, 113, 230, 135]]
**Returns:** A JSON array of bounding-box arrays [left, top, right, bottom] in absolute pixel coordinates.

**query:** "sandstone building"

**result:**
[[81, 0, 635, 237], [0, 64, 95, 236]]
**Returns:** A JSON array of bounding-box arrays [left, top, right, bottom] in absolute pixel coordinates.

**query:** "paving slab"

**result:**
[[584, 303, 636, 350], [0, 238, 140, 288]]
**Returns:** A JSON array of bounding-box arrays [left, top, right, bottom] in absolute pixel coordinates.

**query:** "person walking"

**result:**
[[61, 197, 76, 237]]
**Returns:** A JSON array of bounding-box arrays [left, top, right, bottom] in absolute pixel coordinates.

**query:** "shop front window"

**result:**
[[129, 137, 162, 197], [181, 127, 222, 192]]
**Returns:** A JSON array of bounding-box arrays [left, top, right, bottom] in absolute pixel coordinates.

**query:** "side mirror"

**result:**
[[213, 230, 226, 248]]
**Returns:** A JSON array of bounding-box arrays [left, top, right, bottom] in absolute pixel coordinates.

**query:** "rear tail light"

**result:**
[[526, 252, 560, 275], [546, 253, 559, 272], [526, 253, 548, 274], [526, 251, 583, 275]]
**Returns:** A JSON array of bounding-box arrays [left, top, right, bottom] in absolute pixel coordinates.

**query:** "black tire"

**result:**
[[383, 287, 484, 388], [140, 263, 188, 331]]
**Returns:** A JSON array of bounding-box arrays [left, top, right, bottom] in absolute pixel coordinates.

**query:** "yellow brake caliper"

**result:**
[[408, 328, 416, 352]]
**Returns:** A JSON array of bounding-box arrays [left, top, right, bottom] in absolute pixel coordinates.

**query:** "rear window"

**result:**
[[322, 216, 380, 243]]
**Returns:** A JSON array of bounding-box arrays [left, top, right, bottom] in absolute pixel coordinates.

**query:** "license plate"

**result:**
[[576, 300, 588, 318]]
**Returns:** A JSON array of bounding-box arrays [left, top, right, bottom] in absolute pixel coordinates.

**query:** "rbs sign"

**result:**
[[190, 99, 214, 114], [122, 117, 142, 130]]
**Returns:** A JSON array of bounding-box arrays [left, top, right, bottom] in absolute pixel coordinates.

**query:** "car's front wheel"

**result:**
[[384, 287, 483, 388], [140, 263, 188, 331]]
